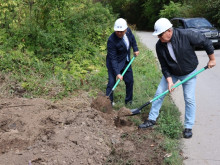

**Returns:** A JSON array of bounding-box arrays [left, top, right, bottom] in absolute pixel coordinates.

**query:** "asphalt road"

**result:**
[[136, 31, 220, 165]]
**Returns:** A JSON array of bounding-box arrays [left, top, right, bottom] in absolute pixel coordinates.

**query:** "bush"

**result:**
[[0, 0, 116, 98], [159, 1, 182, 19], [0, 0, 114, 61], [159, 0, 220, 28], [206, 0, 220, 27]]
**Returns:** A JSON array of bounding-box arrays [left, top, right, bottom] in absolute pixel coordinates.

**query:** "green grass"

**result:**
[[89, 35, 184, 164], [162, 137, 183, 165], [0, 32, 183, 164]]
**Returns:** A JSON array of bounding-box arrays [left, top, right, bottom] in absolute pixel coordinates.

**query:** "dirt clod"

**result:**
[[117, 107, 133, 117], [91, 95, 112, 113], [114, 116, 133, 127]]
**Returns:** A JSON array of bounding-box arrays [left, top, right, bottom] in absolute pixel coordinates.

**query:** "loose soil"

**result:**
[[0, 91, 166, 165]]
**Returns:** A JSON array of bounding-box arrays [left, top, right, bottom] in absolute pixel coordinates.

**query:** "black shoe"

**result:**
[[138, 120, 156, 129], [183, 128, 192, 138]]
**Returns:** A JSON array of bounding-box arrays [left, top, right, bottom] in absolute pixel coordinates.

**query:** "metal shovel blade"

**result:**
[[129, 101, 151, 116], [130, 108, 141, 115]]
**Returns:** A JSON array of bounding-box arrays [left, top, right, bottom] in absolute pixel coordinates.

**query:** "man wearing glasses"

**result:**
[[138, 18, 216, 139]]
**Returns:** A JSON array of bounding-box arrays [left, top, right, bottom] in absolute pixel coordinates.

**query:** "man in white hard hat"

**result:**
[[106, 18, 139, 105], [138, 18, 216, 138]]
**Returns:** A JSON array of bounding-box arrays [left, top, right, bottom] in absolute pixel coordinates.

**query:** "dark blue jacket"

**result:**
[[106, 28, 139, 75]]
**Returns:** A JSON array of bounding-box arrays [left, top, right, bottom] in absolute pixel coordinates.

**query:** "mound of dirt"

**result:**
[[90, 94, 133, 118], [0, 92, 166, 165], [117, 107, 133, 117], [91, 95, 112, 114]]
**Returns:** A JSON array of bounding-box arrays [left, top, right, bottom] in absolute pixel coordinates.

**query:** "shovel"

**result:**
[[130, 66, 208, 115], [107, 56, 136, 97]]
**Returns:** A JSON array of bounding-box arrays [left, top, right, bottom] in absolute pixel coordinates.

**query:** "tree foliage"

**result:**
[[104, 0, 180, 30], [206, 0, 220, 26], [104, 0, 220, 30], [141, 0, 171, 29], [159, 0, 220, 28], [0, 0, 115, 97], [0, 0, 114, 57], [159, 1, 185, 19]]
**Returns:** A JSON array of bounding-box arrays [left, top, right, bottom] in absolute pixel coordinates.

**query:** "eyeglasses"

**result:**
[[158, 30, 167, 37]]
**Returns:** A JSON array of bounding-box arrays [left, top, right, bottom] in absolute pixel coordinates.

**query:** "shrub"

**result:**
[[159, 1, 191, 19], [0, 0, 115, 98]]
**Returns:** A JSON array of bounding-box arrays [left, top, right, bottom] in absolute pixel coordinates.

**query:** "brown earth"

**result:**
[[0, 91, 167, 165]]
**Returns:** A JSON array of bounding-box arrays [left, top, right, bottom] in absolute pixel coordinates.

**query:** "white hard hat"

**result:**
[[114, 18, 128, 31], [152, 18, 173, 36]]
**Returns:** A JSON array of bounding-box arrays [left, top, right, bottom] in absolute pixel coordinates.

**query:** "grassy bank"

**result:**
[[0, 1, 183, 163], [87, 35, 183, 164], [0, 33, 183, 164], [0, 34, 183, 164]]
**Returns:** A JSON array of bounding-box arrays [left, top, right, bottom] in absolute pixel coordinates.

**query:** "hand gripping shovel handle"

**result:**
[[131, 66, 208, 115], [108, 56, 136, 97]]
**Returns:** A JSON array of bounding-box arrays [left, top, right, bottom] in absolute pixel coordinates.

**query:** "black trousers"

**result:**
[[106, 62, 133, 104]]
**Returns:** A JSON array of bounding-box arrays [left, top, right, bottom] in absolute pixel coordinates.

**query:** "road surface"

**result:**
[[136, 31, 220, 165]]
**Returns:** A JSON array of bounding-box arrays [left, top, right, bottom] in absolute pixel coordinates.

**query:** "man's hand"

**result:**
[[208, 54, 216, 68], [117, 74, 123, 81], [167, 77, 175, 92], [134, 51, 139, 57]]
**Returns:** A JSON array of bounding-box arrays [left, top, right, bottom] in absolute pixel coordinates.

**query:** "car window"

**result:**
[[171, 20, 177, 28], [171, 19, 184, 29], [185, 18, 212, 28], [178, 20, 184, 28]]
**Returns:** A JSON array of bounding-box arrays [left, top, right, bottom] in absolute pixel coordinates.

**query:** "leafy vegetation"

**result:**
[[206, 0, 220, 26], [0, 0, 188, 164], [104, 0, 220, 30], [159, 1, 189, 19], [103, 0, 172, 29], [0, 0, 115, 98]]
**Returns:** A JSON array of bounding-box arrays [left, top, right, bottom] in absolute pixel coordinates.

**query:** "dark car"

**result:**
[[170, 17, 220, 48]]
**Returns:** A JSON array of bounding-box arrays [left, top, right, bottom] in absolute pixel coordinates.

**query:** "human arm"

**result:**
[[188, 31, 217, 68], [207, 53, 216, 68], [166, 77, 175, 92], [127, 28, 139, 55], [155, 42, 175, 92], [186, 30, 214, 56], [107, 39, 120, 76], [155, 42, 172, 79]]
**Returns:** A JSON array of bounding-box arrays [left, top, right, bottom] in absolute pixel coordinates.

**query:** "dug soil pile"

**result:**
[[0, 91, 166, 165], [90, 94, 132, 117], [90, 94, 113, 114]]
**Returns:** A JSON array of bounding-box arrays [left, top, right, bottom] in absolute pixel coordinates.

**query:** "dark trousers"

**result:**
[[106, 62, 133, 104]]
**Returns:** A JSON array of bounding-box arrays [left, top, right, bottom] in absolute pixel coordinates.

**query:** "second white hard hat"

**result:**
[[152, 18, 173, 36], [114, 18, 128, 31]]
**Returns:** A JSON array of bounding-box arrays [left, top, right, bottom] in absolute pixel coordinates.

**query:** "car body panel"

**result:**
[[171, 17, 220, 48]]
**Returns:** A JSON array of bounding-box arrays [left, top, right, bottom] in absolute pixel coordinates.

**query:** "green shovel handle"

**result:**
[[112, 56, 136, 91], [130, 66, 208, 115], [151, 66, 208, 103]]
